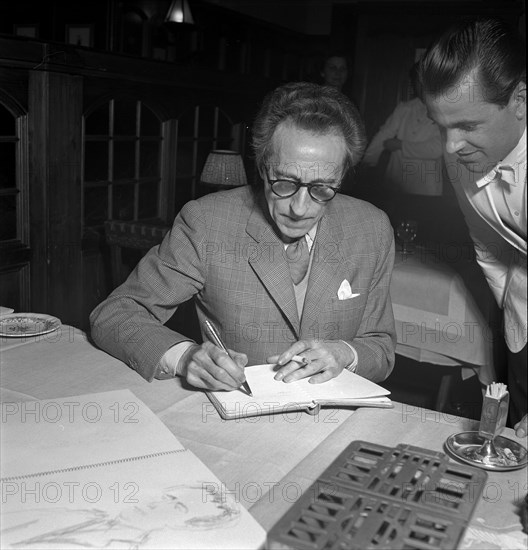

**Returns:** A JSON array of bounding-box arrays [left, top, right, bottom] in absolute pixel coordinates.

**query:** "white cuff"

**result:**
[[157, 341, 195, 378], [339, 340, 359, 373]]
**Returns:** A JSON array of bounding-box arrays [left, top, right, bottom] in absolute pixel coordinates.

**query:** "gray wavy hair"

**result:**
[[252, 82, 366, 177]]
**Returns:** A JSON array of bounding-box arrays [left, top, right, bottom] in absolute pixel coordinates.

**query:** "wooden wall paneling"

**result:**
[[334, 1, 524, 138], [81, 247, 109, 331], [361, 30, 415, 137], [29, 71, 83, 326], [16, 114, 30, 247]]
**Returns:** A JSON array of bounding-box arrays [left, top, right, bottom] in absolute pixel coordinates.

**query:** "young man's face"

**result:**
[[425, 70, 526, 175], [262, 122, 346, 242]]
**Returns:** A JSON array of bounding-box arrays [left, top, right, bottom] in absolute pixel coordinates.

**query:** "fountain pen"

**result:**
[[204, 319, 253, 397]]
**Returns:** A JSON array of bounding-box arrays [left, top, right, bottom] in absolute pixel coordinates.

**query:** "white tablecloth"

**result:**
[[1, 327, 526, 549], [390, 248, 499, 384]]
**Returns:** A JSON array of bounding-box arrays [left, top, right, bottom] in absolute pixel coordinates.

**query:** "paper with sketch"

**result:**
[[207, 364, 392, 419], [1, 390, 266, 550]]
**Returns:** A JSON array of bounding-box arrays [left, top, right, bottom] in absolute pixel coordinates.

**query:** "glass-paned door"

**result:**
[[174, 105, 234, 212], [83, 98, 163, 231]]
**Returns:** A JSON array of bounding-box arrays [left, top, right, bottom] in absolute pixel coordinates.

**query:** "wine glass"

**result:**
[[396, 219, 418, 254]]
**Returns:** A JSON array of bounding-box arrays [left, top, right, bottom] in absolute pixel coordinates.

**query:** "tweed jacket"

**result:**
[[90, 186, 396, 382]]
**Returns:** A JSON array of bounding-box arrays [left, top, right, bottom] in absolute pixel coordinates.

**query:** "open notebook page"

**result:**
[[211, 364, 390, 413]]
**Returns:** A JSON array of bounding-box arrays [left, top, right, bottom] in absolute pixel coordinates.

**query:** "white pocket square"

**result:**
[[337, 280, 360, 300]]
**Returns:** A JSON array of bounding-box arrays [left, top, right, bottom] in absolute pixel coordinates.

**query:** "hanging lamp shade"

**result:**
[[165, 0, 195, 25]]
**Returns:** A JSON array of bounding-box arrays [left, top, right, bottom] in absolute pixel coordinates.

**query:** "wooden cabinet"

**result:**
[[0, 43, 260, 328], [28, 71, 83, 326]]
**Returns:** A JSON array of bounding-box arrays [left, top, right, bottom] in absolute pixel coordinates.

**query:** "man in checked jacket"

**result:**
[[90, 82, 396, 393]]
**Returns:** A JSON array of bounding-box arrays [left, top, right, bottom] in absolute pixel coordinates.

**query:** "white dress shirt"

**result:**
[[363, 98, 444, 196], [476, 127, 527, 240]]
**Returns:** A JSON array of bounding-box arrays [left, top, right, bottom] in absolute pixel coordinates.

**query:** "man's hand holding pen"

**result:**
[[180, 341, 249, 392]]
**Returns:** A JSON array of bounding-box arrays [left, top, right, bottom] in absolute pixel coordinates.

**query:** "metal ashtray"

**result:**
[[445, 431, 528, 471]]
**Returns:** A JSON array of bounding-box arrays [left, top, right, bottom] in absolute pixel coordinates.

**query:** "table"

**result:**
[[390, 246, 501, 409], [1, 327, 526, 549]]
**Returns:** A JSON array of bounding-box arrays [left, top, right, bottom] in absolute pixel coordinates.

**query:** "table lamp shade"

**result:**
[[200, 150, 247, 187]]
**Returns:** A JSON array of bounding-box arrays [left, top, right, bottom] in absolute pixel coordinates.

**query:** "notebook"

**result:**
[[207, 364, 392, 420], [0, 389, 266, 550]]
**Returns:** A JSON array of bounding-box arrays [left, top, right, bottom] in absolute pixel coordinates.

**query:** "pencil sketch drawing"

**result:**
[[1, 483, 241, 549]]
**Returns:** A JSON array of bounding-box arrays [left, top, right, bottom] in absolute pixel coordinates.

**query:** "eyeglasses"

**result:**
[[266, 171, 340, 203]]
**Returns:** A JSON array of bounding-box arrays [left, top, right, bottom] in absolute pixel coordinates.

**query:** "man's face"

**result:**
[[425, 71, 526, 175], [321, 57, 348, 90], [262, 122, 346, 242]]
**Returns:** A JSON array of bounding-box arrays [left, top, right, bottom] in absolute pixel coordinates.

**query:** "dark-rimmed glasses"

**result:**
[[266, 170, 341, 203]]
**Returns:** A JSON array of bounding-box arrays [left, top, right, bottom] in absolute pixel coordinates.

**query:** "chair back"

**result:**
[[104, 220, 170, 288], [103, 220, 202, 343]]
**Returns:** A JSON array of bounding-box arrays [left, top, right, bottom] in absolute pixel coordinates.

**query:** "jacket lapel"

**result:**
[[245, 195, 300, 332], [453, 153, 527, 254]]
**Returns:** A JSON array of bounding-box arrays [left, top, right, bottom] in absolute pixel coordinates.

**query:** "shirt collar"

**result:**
[[305, 223, 318, 250], [476, 126, 527, 189], [283, 222, 318, 251]]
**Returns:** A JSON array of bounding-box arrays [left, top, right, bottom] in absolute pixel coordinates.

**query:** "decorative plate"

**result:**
[[0, 313, 61, 337]]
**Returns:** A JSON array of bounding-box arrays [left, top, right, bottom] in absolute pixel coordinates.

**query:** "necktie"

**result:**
[[286, 237, 310, 285]]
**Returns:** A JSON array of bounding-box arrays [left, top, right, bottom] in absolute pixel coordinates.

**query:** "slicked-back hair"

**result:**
[[251, 82, 366, 177], [416, 18, 526, 106]]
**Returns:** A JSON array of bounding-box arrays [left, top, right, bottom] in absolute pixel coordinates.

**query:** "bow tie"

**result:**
[[494, 164, 517, 187]]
